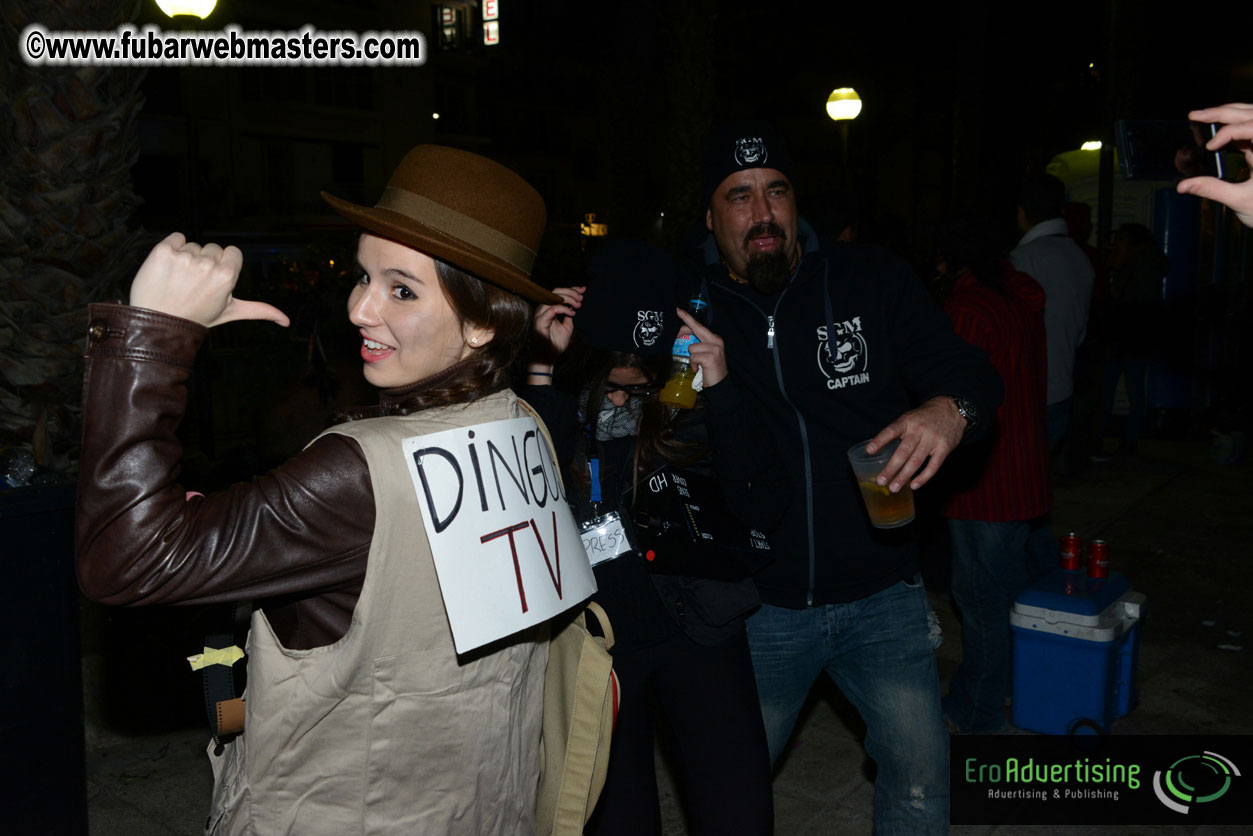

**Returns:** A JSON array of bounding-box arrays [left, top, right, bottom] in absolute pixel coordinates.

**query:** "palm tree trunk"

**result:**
[[1, 0, 146, 472]]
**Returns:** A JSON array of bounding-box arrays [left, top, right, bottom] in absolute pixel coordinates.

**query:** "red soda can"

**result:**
[[1060, 532, 1082, 571], [1087, 539, 1110, 579]]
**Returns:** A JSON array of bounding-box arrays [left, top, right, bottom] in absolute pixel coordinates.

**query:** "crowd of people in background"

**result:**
[[74, 103, 1252, 834]]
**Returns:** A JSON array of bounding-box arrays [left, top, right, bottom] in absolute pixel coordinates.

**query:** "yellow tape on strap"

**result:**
[[187, 645, 245, 671]]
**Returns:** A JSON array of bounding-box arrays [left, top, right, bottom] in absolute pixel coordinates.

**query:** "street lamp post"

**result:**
[[826, 88, 861, 188]]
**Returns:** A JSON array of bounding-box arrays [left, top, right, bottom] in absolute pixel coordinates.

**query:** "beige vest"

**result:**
[[207, 391, 548, 835]]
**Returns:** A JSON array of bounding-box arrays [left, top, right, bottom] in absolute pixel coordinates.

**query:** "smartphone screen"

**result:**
[[1114, 120, 1224, 181]]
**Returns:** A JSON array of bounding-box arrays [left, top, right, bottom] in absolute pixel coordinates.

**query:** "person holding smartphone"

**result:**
[[1177, 103, 1253, 226]]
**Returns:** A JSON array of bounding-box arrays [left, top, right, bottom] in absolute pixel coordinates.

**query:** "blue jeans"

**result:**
[[943, 519, 1032, 733], [745, 576, 949, 835]]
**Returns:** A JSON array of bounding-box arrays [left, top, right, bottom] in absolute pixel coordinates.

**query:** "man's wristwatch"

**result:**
[[943, 395, 978, 435]]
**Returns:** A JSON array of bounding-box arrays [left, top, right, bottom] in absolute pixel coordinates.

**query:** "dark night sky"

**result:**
[[471, 1, 1243, 211], [125, 0, 1252, 250]]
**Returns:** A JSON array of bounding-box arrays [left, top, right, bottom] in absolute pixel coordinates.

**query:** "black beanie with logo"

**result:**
[[576, 240, 681, 357], [699, 120, 795, 210]]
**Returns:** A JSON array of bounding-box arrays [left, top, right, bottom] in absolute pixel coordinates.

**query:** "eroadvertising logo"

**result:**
[[1152, 751, 1240, 814], [951, 735, 1252, 825]]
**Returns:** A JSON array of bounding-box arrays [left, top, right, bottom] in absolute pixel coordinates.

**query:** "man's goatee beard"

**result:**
[[746, 249, 792, 294]]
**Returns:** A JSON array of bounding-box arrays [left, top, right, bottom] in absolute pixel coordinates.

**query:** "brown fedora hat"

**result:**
[[322, 145, 559, 304]]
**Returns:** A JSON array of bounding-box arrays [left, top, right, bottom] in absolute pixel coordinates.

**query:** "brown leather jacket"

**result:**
[[76, 303, 465, 649]]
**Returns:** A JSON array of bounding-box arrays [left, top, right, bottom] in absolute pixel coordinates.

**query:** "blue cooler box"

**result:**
[[1010, 570, 1146, 735]]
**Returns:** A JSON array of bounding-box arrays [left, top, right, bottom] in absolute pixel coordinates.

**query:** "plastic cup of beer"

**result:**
[[847, 438, 915, 529]]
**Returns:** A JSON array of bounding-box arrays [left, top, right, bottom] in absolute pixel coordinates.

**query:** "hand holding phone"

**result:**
[[1115, 120, 1224, 180], [1176, 103, 1253, 228]]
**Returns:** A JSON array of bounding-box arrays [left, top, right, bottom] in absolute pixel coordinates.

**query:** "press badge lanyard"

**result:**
[[585, 421, 603, 512], [578, 418, 634, 566]]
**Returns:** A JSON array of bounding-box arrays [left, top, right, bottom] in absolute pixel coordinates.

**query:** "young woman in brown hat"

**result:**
[[76, 146, 564, 835]]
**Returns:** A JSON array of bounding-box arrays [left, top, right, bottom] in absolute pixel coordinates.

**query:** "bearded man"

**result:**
[[682, 122, 1002, 834]]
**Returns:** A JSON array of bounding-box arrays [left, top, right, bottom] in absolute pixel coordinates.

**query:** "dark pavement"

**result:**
[[82, 438, 1252, 835]]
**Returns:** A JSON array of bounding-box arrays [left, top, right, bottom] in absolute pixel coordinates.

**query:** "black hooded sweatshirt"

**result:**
[[682, 220, 1003, 607]]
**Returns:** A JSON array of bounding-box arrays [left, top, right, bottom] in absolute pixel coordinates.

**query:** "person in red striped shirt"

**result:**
[[934, 221, 1051, 734]]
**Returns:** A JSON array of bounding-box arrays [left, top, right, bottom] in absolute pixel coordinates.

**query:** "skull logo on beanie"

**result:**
[[633, 311, 664, 349], [576, 241, 681, 357], [700, 120, 795, 209], [733, 137, 769, 167]]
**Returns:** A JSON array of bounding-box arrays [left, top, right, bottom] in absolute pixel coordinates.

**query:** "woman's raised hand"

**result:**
[[531, 285, 584, 362], [129, 233, 290, 328]]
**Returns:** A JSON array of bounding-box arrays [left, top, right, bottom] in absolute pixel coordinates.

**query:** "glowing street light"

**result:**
[[826, 88, 862, 121], [154, 0, 217, 18], [826, 88, 861, 188]]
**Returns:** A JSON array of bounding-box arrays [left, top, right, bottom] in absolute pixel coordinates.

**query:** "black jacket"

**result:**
[[683, 221, 1003, 607], [520, 376, 787, 648]]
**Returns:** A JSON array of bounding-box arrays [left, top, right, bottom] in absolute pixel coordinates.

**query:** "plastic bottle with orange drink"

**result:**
[[658, 334, 699, 409]]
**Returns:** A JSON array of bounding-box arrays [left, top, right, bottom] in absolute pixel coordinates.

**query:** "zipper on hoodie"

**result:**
[[765, 293, 818, 607], [711, 275, 818, 606]]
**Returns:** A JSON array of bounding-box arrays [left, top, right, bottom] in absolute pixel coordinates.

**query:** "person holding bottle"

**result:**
[[522, 240, 782, 836], [683, 121, 1003, 834]]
